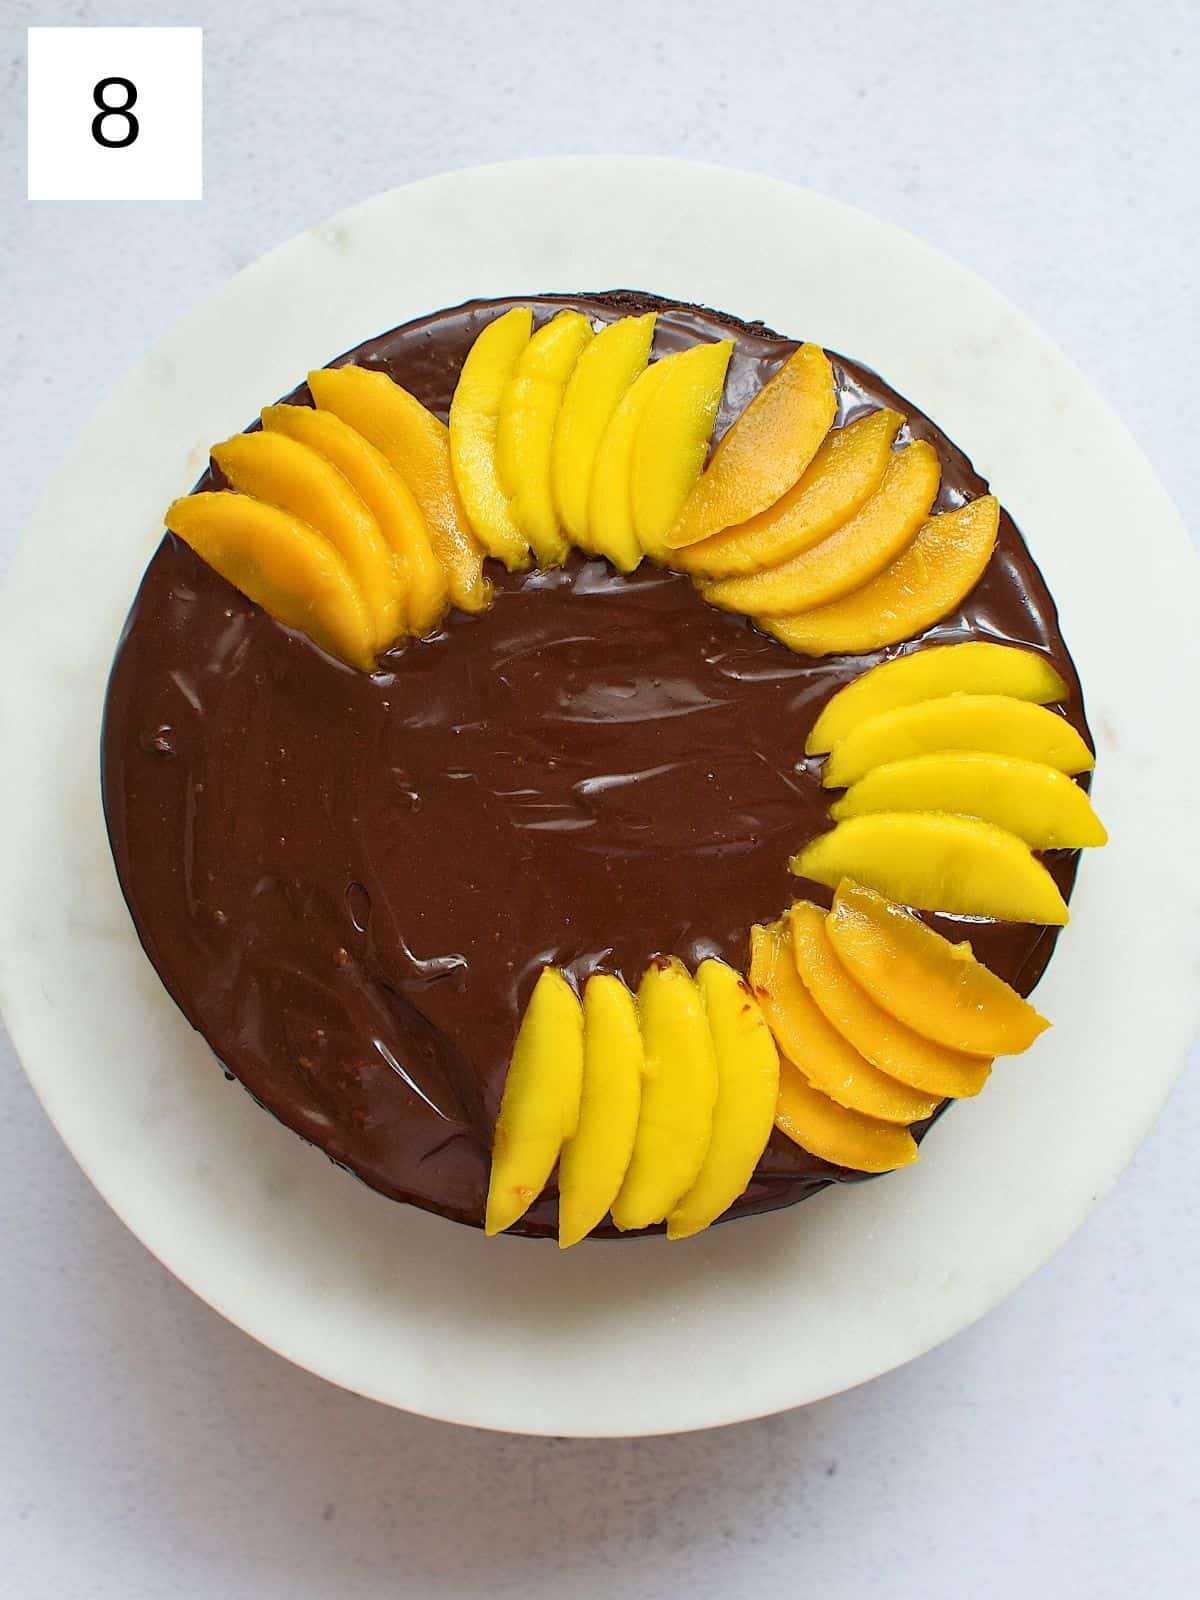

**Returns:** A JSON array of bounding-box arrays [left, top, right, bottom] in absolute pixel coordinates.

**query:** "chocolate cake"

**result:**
[[101, 292, 1091, 1238]]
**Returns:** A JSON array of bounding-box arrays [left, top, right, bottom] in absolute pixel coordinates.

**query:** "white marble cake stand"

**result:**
[[1, 158, 1197, 1436]]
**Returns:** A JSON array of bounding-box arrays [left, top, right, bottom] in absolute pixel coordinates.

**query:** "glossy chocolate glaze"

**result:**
[[102, 292, 1091, 1237]]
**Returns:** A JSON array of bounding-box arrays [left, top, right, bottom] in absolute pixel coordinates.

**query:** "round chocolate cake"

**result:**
[[101, 292, 1089, 1237]]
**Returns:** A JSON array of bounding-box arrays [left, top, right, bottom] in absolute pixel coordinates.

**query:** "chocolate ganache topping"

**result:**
[[101, 292, 1089, 1237]]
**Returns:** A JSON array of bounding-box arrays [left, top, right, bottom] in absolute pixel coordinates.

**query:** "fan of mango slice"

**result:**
[[794, 640, 1106, 924], [163, 306, 1007, 668], [487, 877, 1059, 1245], [165, 366, 491, 671]]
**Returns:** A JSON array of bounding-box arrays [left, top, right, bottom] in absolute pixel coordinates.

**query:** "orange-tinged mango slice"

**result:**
[[823, 693, 1095, 788], [165, 492, 375, 672], [495, 310, 593, 566], [808, 640, 1068, 754], [305, 365, 490, 615], [828, 881, 1050, 1056], [261, 403, 448, 635], [749, 923, 937, 1124], [703, 441, 940, 617], [449, 306, 532, 570], [611, 958, 719, 1231], [831, 751, 1108, 848], [630, 340, 734, 562], [775, 1058, 919, 1173], [765, 494, 1000, 657], [675, 409, 902, 578], [552, 313, 656, 549], [557, 974, 644, 1250], [667, 959, 780, 1240], [665, 342, 837, 549], [587, 358, 670, 571], [211, 430, 403, 650], [793, 813, 1070, 925], [787, 901, 991, 1099], [485, 968, 584, 1236]]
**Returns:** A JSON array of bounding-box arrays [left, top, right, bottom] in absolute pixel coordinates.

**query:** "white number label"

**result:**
[[27, 28, 202, 201]]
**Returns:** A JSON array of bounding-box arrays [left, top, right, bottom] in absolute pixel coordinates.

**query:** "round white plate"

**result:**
[[2, 159, 1198, 1437]]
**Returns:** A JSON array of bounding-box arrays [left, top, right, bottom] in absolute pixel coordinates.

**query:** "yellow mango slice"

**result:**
[[552, 313, 656, 548], [775, 1058, 919, 1173], [702, 441, 940, 617], [630, 340, 734, 561], [807, 640, 1068, 753], [305, 365, 490, 615], [485, 968, 584, 1236], [165, 492, 375, 672], [611, 958, 719, 1231], [448, 306, 532, 570], [828, 881, 1049, 1056], [831, 751, 1108, 848], [749, 923, 937, 1124], [261, 404, 448, 635], [211, 430, 403, 650], [556, 974, 644, 1249], [675, 409, 902, 578], [792, 813, 1069, 925], [787, 901, 991, 1099], [765, 495, 1000, 657], [667, 959, 781, 1240], [495, 310, 593, 566], [665, 343, 837, 549], [587, 358, 671, 571], [823, 693, 1095, 788]]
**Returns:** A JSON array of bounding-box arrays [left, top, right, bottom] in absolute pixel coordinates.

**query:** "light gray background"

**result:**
[[3, 2, 1198, 1595]]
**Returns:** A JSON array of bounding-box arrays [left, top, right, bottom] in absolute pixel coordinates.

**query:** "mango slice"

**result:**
[[765, 494, 1000, 657], [165, 492, 375, 672], [667, 959, 781, 1240], [702, 441, 940, 617], [665, 343, 837, 549], [211, 430, 403, 650], [448, 306, 532, 570], [630, 340, 734, 561], [485, 968, 584, 1236], [556, 974, 644, 1250], [495, 310, 593, 566], [675, 409, 902, 578], [749, 923, 937, 1124], [261, 404, 448, 635], [787, 901, 991, 1099], [305, 365, 490, 615], [807, 640, 1068, 754], [552, 313, 656, 549], [775, 1058, 919, 1173], [831, 751, 1108, 848], [587, 358, 670, 571], [792, 813, 1069, 924], [828, 881, 1050, 1056], [611, 958, 719, 1231], [823, 693, 1095, 789]]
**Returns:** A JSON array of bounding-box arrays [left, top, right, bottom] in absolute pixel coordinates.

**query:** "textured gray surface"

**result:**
[[2, 1, 1198, 1595]]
